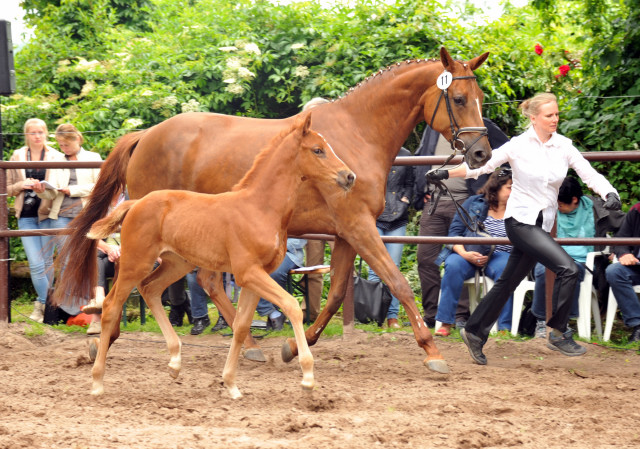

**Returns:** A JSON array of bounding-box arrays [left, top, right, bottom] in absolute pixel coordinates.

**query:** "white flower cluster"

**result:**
[[151, 95, 179, 110], [294, 65, 310, 78], [80, 81, 96, 97], [123, 118, 144, 129], [74, 58, 102, 73], [225, 84, 245, 95], [181, 98, 201, 113], [242, 42, 261, 56]]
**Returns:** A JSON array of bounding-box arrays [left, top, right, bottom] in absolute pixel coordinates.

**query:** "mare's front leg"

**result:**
[[197, 269, 266, 362], [343, 218, 448, 373], [281, 237, 354, 363], [138, 252, 193, 379], [221, 288, 261, 399]]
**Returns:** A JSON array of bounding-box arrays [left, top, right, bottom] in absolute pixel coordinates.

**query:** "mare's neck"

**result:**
[[329, 60, 440, 164], [236, 133, 304, 225]]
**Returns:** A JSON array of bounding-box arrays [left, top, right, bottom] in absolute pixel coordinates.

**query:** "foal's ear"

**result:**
[[301, 111, 312, 136], [468, 52, 490, 71], [440, 47, 456, 71]]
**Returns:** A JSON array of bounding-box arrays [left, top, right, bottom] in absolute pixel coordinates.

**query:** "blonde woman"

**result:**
[[7, 118, 64, 322], [427, 93, 621, 363]]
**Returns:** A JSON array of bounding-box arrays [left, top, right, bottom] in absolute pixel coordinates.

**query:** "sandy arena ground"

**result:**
[[1, 323, 639, 449]]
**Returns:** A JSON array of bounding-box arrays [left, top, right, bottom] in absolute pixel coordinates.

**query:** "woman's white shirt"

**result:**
[[465, 127, 616, 232]]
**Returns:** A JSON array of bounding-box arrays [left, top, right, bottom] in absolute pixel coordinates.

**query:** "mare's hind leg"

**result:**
[[240, 270, 314, 392], [281, 237, 355, 363], [197, 269, 265, 362], [221, 288, 260, 399], [138, 252, 194, 379]]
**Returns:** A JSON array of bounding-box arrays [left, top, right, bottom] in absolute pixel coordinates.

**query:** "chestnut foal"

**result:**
[[86, 113, 355, 397]]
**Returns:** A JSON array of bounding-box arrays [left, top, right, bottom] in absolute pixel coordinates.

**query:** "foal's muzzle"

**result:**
[[337, 170, 356, 191]]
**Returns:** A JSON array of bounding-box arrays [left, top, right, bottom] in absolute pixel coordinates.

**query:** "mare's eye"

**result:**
[[453, 96, 466, 106]]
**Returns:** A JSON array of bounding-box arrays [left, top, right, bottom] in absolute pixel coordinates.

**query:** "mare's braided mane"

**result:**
[[334, 58, 440, 102]]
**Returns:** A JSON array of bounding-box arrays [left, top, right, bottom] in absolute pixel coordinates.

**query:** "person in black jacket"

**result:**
[[368, 147, 414, 328], [605, 202, 640, 342]]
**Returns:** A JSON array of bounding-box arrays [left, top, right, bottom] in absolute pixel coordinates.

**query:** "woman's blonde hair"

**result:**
[[23, 118, 48, 144], [519, 92, 557, 120], [55, 123, 84, 145]]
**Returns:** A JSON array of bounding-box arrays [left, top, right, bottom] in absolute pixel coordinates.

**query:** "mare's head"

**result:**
[[294, 112, 356, 192], [423, 47, 492, 169]]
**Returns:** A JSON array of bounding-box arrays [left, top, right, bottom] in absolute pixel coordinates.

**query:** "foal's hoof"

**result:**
[[243, 348, 266, 363], [281, 339, 297, 363], [424, 358, 450, 374], [88, 338, 99, 362], [168, 365, 180, 379]]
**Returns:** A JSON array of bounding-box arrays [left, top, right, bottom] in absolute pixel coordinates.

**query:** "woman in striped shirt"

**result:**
[[434, 169, 513, 337]]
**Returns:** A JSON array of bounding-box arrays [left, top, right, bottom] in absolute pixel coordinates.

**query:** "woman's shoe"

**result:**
[[86, 321, 102, 335], [387, 318, 401, 329], [435, 324, 451, 337], [29, 301, 45, 323], [82, 297, 104, 314]]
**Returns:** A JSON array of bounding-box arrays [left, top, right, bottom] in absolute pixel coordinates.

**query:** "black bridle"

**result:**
[[428, 74, 488, 165], [426, 73, 488, 232]]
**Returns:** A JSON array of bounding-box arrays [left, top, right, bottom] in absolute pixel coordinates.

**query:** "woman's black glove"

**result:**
[[425, 169, 449, 184], [604, 192, 621, 211]]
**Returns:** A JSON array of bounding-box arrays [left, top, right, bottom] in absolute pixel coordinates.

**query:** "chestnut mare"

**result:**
[[56, 47, 491, 375], [86, 113, 355, 396]]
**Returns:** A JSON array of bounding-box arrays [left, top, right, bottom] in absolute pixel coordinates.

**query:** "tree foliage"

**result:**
[[2, 0, 638, 205]]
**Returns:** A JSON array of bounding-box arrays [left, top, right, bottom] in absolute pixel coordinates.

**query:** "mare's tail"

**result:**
[[87, 200, 136, 240], [52, 131, 146, 306]]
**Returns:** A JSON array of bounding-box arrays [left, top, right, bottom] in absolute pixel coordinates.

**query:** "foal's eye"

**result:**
[[453, 96, 466, 106], [312, 147, 324, 155]]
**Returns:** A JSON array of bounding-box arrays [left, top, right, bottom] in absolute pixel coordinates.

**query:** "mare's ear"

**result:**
[[468, 52, 490, 71], [440, 47, 456, 71], [301, 111, 312, 136]]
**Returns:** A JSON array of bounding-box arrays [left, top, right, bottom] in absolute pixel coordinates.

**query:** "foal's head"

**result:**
[[295, 112, 356, 192]]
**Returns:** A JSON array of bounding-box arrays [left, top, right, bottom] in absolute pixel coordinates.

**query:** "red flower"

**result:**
[[558, 64, 571, 76], [534, 43, 543, 55]]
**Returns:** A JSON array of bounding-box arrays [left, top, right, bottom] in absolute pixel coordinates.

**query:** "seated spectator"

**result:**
[[367, 146, 414, 329], [256, 238, 307, 330], [434, 169, 513, 336], [605, 202, 640, 342], [531, 177, 594, 338]]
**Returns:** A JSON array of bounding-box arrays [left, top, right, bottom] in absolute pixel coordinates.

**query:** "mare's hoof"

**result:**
[[243, 348, 266, 363], [88, 338, 99, 362], [281, 339, 296, 363], [425, 358, 450, 374]]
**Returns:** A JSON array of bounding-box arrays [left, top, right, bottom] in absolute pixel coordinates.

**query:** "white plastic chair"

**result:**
[[436, 275, 498, 334], [509, 278, 536, 335], [603, 256, 640, 341], [510, 250, 606, 338], [575, 251, 604, 340]]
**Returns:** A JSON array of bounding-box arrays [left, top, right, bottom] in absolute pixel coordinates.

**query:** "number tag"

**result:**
[[437, 71, 453, 90]]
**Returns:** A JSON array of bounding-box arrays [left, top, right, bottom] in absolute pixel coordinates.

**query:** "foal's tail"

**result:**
[[52, 131, 146, 306], [87, 201, 136, 240]]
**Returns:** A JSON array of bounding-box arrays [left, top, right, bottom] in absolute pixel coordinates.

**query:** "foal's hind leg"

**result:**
[[91, 273, 145, 395], [197, 269, 266, 362], [138, 252, 194, 379], [221, 288, 260, 399]]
